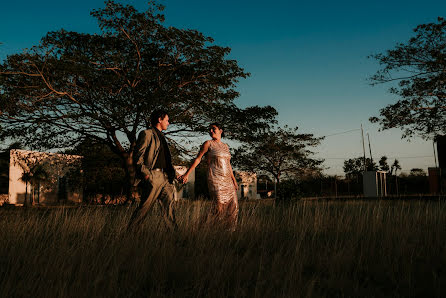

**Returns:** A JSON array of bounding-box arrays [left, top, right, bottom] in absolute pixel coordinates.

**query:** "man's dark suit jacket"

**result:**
[[134, 128, 175, 186]]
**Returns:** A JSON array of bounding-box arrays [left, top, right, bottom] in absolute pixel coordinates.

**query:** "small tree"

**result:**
[[233, 126, 324, 199], [378, 156, 390, 173], [390, 159, 402, 176], [409, 168, 426, 176], [29, 164, 49, 204], [19, 172, 32, 206], [343, 157, 378, 181], [15, 151, 50, 206], [390, 159, 402, 195]]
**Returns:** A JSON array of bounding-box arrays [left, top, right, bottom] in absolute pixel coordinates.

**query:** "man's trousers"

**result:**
[[128, 170, 177, 231]]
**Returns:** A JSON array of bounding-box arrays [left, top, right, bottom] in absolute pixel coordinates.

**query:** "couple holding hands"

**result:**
[[127, 109, 239, 232]]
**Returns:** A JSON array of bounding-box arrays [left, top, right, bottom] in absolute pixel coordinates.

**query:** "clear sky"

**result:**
[[1, 0, 443, 175]]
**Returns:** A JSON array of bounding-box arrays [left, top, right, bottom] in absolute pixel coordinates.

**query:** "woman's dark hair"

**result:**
[[150, 109, 169, 127], [210, 122, 225, 137]]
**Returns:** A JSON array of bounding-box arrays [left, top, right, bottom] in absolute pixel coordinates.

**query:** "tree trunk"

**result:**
[[24, 181, 28, 207], [274, 181, 277, 199], [37, 182, 40, 204], [347, 180, 350, 195], [334, 177, 338, 198], [123, 155, 137, 203], [274, 177, 280, 199]]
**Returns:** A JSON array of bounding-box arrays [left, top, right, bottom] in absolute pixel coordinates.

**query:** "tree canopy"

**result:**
[[0, 1, 276, 197], [343, 156, 401, 179], [232, 126, 324, 196], [409, 168, 426, 176], [378, 156, 390, 172], [369, 17, 446, 139], [343, 157, 377, 180]]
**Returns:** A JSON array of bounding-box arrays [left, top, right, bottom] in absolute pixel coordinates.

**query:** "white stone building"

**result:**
[[1, 149, 195, 206], [174, 166, 195, 200], [8, 149, 83, 205], [235, 171, 259, 200]]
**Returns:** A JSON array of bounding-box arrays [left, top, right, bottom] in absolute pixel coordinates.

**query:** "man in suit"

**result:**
[[128, 109, 178, 231]]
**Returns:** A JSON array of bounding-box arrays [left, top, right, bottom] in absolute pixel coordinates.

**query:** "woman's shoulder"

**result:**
[[219, 141, 229, 149], [201, 140, 213, 149], [207, 139, 227, 145]]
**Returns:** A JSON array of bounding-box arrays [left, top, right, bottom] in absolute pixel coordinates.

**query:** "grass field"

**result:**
[[0, 200, 445, 297]]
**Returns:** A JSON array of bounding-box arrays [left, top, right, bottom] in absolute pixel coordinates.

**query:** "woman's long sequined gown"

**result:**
[[207, 140, 238, 229]]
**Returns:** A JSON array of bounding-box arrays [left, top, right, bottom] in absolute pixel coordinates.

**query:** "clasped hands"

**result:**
[[177, 174, 189, 184]]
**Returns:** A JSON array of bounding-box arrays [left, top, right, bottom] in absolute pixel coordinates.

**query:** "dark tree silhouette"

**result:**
[[369, 17, 446, 139], [378, 156, 390, 173], [343, 157, 378, 181], [232, 126, 324, 198], [0, 1, 276, 200]]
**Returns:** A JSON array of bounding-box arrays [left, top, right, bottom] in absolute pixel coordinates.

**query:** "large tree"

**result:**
[[66, 139, 126, 202], [369, 17, 446, 139], [232, 126, 324, 198], [0, 1, 276, 199]]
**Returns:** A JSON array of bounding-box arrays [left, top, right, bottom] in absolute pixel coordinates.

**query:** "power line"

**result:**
[[322, 129, 360, 138], [323, 155, 433, 160], [386, 156, 433, 159]]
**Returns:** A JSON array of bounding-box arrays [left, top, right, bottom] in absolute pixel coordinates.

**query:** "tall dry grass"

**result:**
[[0, 200, 445, 297]]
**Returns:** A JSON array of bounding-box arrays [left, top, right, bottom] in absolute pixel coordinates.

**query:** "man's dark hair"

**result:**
[[150, 109, 169, 127], [210, 122, 225, 137]]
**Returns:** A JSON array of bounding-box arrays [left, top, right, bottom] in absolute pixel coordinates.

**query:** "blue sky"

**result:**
[[1, 0, 443, 175]]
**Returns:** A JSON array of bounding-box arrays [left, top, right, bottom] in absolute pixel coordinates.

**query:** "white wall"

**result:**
[[174, 166, 195, 200], [235, 171, 258, 200], [8, 149, 83, 205]]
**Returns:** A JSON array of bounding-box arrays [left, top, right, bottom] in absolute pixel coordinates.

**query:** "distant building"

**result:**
[[174, 166, 195, 200], [0, 149, 195, 206], [363, 171, 387, 197], [257, 174, 275, 198], [0, 150, 9, 195], [7, 149, 83, 205], [235, 171, 258, 200]]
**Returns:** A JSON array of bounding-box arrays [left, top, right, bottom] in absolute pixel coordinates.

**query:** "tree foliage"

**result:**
[[0, 1, 276, 198], [343, 157, 377, 180], [66, 139, 126, 200], [343, 156, 402, 179], [232, 126, 324, 195], [378, 156, 390, 172], [369, 17, 446, 139], [409, 168, 426, 176], [390, 159, 402, 176]]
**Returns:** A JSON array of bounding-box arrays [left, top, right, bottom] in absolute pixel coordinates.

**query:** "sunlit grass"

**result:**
[[0, 200, 445, 297]]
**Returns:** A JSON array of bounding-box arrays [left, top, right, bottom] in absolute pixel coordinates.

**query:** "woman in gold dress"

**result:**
[[179, 123, 239, 230]]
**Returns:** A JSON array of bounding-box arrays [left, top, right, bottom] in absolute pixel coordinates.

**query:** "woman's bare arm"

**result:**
[[229, 161, 238, 191], [180, 141, 211, 183]]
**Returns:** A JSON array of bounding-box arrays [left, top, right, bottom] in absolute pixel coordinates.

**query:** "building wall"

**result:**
[[174, 166, 195, 200], [8, 149, 83, 205], [235, 171, 258, 200], [8, 152, 27, 205]]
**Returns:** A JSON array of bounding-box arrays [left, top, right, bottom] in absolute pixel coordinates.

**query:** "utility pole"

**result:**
[[433, 139, 438, 168], [361, 124, 366, 172], [367, 133, 373, 164]]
